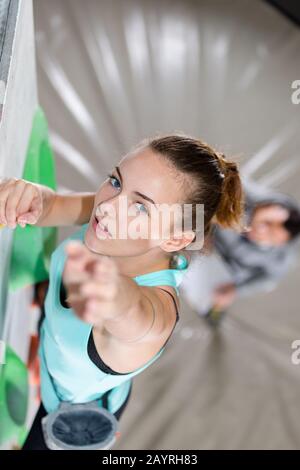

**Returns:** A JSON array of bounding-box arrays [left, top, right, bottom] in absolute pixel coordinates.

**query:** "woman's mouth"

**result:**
[[92, 215, 111, 239]]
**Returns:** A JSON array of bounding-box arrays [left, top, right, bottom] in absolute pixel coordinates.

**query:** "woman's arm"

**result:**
[[0, 178, 95, 228], [62, 241, 179, 373], [36, 188, 95, 227], [93, 284, 179, 374]]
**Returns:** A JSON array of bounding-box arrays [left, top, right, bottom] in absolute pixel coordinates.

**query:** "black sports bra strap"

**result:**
[[156, 287, 179, 320], [100, 389, 110, 410]]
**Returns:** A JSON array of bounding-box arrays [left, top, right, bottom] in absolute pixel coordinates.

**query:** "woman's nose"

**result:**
[[95, 205, 103, 218], [96, 198, 119, 218]]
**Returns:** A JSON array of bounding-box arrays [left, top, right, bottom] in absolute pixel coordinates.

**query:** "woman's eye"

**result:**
[[108, 174, 121, 189], [135, 202, 148, 215]]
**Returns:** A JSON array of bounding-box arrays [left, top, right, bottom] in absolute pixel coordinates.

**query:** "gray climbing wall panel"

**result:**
[[0, 0, 38, 337]]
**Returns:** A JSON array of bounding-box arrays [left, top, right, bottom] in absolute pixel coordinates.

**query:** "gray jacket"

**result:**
[[213, 178, 300, 296]]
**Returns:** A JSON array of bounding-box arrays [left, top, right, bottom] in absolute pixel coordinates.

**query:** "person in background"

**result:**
[[180, 177, 300, 327]]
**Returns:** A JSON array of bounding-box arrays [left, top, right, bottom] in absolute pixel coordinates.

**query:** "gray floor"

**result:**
[[33, 0, 300, 449]]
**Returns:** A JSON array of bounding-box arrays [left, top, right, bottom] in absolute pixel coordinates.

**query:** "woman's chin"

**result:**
[[84, 227, 110, 253]]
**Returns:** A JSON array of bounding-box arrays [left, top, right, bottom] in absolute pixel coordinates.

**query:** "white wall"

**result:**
[[0, 0, 38, 336]]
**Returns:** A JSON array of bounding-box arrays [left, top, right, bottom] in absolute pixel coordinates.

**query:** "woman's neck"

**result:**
[[111, 250, 172, 278]]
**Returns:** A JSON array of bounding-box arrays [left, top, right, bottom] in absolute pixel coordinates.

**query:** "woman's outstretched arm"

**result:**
[[0, 177, 95, 227], [62, 241, 179, 374], [37, 188, 95, 227]]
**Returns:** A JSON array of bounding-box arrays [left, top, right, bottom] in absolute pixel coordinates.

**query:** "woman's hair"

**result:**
[[131, 133, 244, 256]]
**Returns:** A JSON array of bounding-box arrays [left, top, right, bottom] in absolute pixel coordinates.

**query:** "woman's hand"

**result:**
[[62, 241, 122, 325], [0, 177, 55, 228]]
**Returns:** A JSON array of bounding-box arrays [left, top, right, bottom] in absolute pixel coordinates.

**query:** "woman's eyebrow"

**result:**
[[115, 166, 157, 206]]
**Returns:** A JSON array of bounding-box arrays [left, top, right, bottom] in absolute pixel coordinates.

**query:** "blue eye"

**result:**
[[108, 174, 121, 189], [107, 174, 148, 215], [136, 202, 148, 215]]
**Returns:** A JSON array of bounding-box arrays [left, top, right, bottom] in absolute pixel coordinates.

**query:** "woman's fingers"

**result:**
[[64, 242, 116, 281], [80, 279, 118, 301], [64, 240, 87, 256], [63, 258, 91, 285], [0, 178, 43, 228], [63, 242, 120, 324], [4, 180, 27, 228], [83, 299, 102, 323], [65, 293, 88, 317], [17, 187, 42, 225], [17, 211, 38, 226], [63, 242, 96, 284], [0, 178, 10, 224], [0, 200, 6, 225]]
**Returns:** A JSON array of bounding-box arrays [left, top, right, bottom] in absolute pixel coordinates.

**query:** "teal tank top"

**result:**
[[39, 224, 188, 414]]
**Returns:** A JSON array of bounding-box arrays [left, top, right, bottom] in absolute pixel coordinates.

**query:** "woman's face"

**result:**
[[84, 147, 191, 257]]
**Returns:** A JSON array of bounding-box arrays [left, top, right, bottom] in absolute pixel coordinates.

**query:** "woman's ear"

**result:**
[[159, 230, 196, 253]]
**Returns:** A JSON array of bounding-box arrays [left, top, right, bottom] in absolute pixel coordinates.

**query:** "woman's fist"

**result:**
[[0, 178, 54, 228], [63, 241, 121, 325]]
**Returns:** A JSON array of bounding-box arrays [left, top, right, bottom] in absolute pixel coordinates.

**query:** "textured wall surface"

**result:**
[[0, 0, 37, 336]]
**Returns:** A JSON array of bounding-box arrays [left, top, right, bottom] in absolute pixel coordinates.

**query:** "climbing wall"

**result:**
[[0, 0, 57, 449], [0, 0, 38, 337]]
